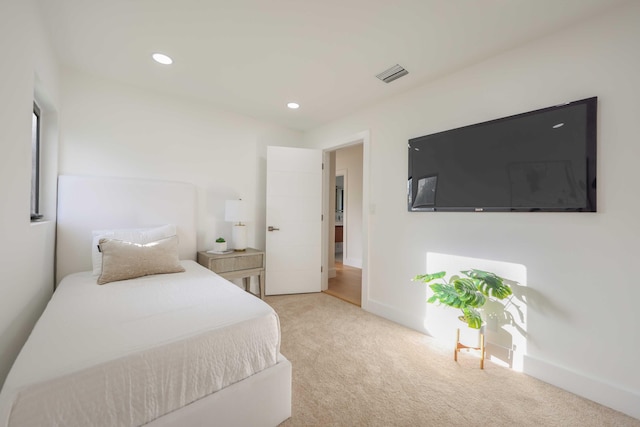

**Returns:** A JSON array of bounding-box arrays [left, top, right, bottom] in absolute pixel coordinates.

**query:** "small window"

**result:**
[[31, 102, 43, 221]]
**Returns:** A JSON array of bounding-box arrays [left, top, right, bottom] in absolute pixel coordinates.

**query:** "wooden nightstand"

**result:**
[[197, 248, 265, 299]]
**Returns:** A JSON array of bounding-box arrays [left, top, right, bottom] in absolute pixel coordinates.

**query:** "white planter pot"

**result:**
[[213, 241, 227, 252], [458, 324, 485, 348]]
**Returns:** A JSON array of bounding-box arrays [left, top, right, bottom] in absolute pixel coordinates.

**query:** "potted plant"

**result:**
[[213, 237, 227, 252], [414, 269, 513, 368], [413, 269, 512, 329]]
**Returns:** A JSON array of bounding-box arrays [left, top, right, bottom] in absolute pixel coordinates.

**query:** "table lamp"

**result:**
[[225, 199, 247, 251]]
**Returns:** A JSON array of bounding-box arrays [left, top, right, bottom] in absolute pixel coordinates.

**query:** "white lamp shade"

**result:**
[[225, 200, 247, 223]]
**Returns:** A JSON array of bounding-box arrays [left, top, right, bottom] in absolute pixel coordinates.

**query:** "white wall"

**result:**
[[60, 69, 302, 255], [302, 1, 640, 419], [0, 0, 59, 388], [335, 144, 363, 268]]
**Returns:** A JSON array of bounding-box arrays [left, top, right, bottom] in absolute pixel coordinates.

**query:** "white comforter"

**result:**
[[0, 261, 280, 427]]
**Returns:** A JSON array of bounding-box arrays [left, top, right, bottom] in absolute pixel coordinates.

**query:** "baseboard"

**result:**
[[365, 298, 429, 335], [328, 268, 336, 279], [343, 257, 362, 269], [523, 355, 640, 420]]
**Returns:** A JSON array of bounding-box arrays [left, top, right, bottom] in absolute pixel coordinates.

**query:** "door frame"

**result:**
[[321, 130, 370, 310]]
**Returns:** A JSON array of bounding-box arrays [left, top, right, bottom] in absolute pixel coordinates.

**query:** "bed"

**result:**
[[0, 175, 292, 427]]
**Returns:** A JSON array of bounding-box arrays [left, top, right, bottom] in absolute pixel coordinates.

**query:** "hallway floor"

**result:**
[[324, 262, 361, 306]]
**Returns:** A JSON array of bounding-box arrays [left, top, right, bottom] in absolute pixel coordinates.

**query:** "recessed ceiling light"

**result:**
[[287, 102, 300, 109], [152, 53, 173, 65]]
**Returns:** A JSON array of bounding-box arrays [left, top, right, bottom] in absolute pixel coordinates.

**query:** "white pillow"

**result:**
[[91, 224, 177, 276], [97, 235, 185, 285]]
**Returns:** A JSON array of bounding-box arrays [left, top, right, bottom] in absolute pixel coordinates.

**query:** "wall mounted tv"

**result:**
[[408, 97, 597, 212]]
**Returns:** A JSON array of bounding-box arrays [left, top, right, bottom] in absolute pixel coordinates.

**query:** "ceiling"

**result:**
[[36, 0, 627, 131]]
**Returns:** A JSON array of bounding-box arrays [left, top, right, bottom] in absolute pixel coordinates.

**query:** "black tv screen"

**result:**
[[408, 97, 597, 212]]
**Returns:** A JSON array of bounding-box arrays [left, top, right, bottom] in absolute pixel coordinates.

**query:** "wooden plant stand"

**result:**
[[454, 328, 485, 369]]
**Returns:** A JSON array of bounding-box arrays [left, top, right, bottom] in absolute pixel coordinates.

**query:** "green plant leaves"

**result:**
[[460, 307, 483, 329], [428, 283, 465, 308], [452, 278, 486, 307], [413, 271, 446, 283], [462, 269, 512, 299], [417, 268, 513, 329]]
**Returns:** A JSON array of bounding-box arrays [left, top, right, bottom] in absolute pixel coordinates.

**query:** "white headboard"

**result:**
[[56, 175, 197, 283]]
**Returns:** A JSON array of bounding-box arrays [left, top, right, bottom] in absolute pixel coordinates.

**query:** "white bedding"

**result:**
[[0, 261, 281, 427]]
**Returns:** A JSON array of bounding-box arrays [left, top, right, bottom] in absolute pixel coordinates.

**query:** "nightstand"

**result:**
[[197, 248, 265, 299]]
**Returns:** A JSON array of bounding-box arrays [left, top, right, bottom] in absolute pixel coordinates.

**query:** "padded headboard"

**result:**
[[56, 175, 197, 284]]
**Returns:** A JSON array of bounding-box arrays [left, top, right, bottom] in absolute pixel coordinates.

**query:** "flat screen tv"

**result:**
[[408, 97, 597, 212]]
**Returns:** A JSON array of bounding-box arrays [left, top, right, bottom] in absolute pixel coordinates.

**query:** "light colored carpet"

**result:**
[[266, 292, 639, 427]]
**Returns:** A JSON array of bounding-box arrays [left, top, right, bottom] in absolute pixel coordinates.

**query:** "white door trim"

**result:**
[[321, 130, 370, 309]]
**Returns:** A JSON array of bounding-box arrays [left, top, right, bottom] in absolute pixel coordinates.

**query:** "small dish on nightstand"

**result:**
[[206, 249, 234, 255]]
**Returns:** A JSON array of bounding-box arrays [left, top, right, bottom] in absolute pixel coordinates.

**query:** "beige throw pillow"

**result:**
[[97, 235, 185, 285], [91, 224, 177, 276]]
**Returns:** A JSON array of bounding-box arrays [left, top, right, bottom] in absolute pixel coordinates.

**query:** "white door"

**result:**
[[265, 146, 323, 295]]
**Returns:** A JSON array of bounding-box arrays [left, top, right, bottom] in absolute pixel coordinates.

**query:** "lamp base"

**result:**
[[232, 224, 247, 251]]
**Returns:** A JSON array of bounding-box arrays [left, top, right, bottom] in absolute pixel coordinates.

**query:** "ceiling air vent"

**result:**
[[376, 64, 408, 83]]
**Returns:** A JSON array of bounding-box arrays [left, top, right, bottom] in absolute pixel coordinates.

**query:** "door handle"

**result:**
[[268, 226, 280, 232]]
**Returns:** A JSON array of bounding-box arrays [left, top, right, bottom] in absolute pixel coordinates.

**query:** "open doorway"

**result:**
[[323, 144, 363, 306]]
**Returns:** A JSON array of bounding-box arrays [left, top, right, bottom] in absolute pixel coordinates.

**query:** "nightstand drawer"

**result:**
[[208, 254, 263, 273], [197, 249, 266, 299]]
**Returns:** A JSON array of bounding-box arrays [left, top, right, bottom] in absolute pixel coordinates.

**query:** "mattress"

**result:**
[[0, 261, 281, 427]]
